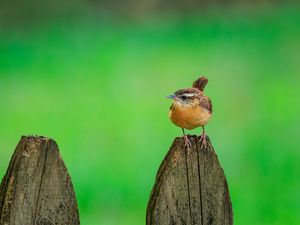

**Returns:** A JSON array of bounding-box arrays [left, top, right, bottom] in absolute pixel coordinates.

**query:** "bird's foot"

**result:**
[[183, 135, 192, 150], [199, 133, 207, 148]]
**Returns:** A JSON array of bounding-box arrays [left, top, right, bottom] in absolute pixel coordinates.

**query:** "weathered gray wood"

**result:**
[[146, 135, 233, 225], [0, 136, 80, 225]]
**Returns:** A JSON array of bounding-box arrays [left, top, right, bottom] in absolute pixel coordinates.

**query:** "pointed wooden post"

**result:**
[[146, 135, 233, 225], [0, 136, 80, 225]]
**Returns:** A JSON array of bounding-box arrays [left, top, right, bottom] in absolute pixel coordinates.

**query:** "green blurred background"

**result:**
[[1, 1, 300, 224]]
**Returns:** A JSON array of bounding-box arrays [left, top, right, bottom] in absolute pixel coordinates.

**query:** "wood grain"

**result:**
[[0, 136, 80, 225], [146, 135, 233, 225]]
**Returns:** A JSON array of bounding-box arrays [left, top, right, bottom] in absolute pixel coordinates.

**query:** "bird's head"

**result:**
[[167, 88, 200, 105]]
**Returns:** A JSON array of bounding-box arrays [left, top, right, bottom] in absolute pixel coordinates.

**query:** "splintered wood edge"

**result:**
[[20, 135, 54, 143], [146, 135, 233, 225]]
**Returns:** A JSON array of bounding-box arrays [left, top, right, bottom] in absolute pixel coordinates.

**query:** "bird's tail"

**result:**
[[192, 76, 208, 91]]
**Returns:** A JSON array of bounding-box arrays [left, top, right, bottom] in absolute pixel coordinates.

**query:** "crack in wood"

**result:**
[[184, 145, 193, 222], [33, 140, 49, 225], [195, 138, 204, 225]]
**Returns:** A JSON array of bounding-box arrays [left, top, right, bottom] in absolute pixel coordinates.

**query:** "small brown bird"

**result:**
[[167, 76, 212, 148]]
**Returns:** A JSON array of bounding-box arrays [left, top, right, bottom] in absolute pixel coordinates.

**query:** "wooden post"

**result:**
[[0, 136, 80, 225], [146, 135, 233, 225]]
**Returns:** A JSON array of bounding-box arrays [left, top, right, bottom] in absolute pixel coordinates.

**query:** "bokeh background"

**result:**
[[1, 1, 300, 224]]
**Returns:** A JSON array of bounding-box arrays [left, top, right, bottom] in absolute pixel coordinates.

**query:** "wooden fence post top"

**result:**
[[0, 135, 80, 225], [146, 135, 233, 225]]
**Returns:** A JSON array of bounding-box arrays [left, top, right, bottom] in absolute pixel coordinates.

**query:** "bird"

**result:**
[[167, 76, 212, 149]]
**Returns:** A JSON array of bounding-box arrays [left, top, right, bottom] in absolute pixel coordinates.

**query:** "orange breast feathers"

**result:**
[[169, 100, 212, 130]]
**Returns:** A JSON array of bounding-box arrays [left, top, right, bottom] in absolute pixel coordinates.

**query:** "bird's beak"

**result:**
[[166, 94, 176, 99]]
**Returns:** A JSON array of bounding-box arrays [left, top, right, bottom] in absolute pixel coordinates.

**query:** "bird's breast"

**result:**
[[169, 103, 211, 130]]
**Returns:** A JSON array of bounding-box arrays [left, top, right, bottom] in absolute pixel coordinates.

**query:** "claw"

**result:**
[[199, 133, 207, 148], [183, 135, 192, 150]]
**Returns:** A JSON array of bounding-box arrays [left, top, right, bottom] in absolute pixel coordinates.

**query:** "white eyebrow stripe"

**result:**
[[182, 93, 196, 97]]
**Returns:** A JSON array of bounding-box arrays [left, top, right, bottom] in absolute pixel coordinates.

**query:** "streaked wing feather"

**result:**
[[199, 96, 212, 113]]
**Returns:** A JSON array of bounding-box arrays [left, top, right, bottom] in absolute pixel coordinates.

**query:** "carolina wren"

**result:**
[[167, 76, 212, 148]]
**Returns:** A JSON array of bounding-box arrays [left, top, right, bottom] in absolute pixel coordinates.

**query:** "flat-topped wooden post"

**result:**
[[0, 136, 80, 225], [146, 135, 233, 225]]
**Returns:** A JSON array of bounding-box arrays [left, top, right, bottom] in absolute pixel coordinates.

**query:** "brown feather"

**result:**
[[175, 88, 200, 96], [192, 76, 208, 91], [199, 96, 213, 113]]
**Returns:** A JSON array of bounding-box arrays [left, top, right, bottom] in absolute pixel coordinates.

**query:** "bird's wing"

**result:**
[[199, 96, 213, 113]]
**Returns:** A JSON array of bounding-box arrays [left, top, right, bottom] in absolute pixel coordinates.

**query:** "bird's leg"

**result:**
[[199, 126, 207, 148], [182, 128, 192, 150]]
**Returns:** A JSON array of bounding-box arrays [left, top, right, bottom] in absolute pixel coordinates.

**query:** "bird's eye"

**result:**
[[181, 95, 187, 100]]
